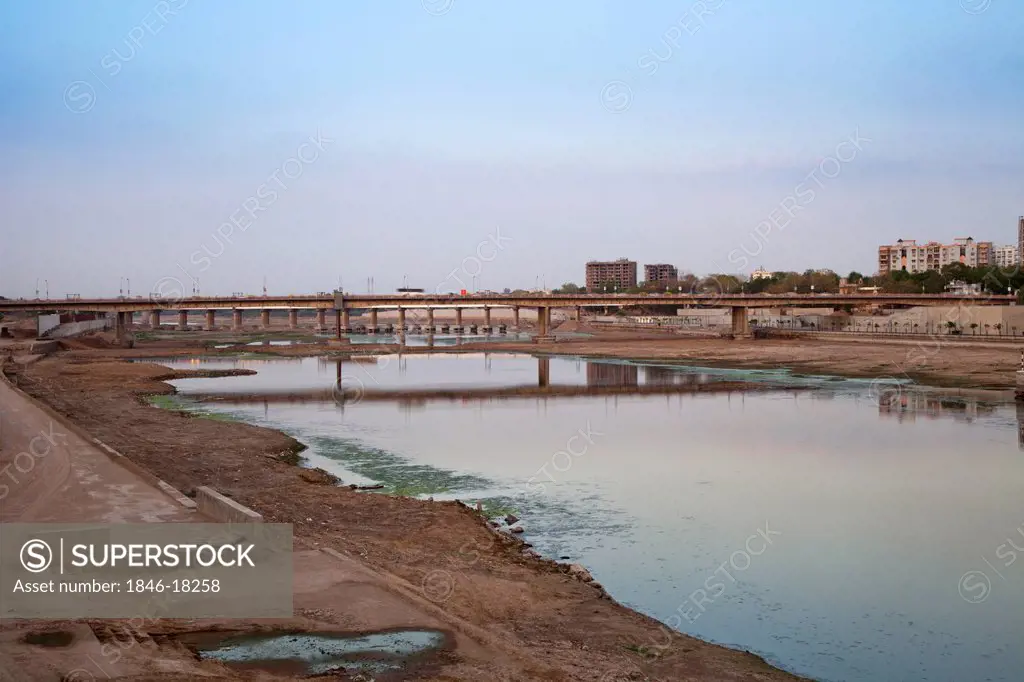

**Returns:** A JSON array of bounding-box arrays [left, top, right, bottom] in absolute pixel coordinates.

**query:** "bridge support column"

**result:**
[[537, 307, 550, 338], [334, 310, 341, 339], [149, 310, 160, 328], [512, 306, 520, 330], [575, 306, 582, 321], [115, 312, 126, 342], [731, 306, 749, 337], [261, 309, 271, 328], [397, 307, 406, 331], [177, 310, 188, 331], [426, 308, 434, 332], [483, 306, 492, 329], [205, 310, 216, 330], [369, 309, 378, 330], [288, 309, 298, 329], [316, 309, 326, 332], [123, 312, 132, 330], [341, 309, 351, 333], [232, 309, 242, 330], [455, 308, 463, 327]]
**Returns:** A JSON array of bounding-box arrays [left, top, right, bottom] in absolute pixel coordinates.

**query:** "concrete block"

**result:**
[[196, 486, 263, 523]]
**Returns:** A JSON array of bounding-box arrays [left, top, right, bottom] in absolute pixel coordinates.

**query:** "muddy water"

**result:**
[[157, 354, 1024, 682]]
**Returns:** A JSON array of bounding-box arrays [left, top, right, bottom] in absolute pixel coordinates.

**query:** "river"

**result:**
[[152, 352, 1024, 682]]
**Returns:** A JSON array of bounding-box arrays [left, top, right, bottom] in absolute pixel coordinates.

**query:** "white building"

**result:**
[[993, 245, 1019, 269], [750, 267, 772, 280]]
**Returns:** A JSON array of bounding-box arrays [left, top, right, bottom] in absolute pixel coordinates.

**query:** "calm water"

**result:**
[[157, 354, 1024, 682]]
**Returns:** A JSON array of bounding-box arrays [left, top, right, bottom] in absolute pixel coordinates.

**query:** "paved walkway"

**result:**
[[0, 377, 194, 523]]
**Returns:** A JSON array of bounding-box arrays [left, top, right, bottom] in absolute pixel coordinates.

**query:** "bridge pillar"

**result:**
[[397, 307, 406, 331], [149, 310, 160, 328], [232, 309, 242, 330], [205, 310, 216, 331], [123, 311, 132, 330], [115, 311, 126, 341], [177, 310, 188, 331], [512, 306, 520, 330], [369, 309, 378, 331], [426, 308, 434, 332], [455, 308, 463, 327], [341, 309, 351, 333], [537, 307, 549, 337], [334, 310, 341, 339], [261, 309, 271, 328], [316, 309, 326, 332], [483, 306, 492, 328], [575, 305, 582, 321], [288, 309, 298, 329], [731, 306, 749, 337]]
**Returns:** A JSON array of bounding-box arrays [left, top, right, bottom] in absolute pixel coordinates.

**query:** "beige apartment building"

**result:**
[[585, 259, 638, 291], [877, 238, 992, 275], [993, 245, 1019, 269]]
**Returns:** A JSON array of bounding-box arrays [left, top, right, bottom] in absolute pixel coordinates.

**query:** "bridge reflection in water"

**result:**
[[183, 354, 1024, 450]]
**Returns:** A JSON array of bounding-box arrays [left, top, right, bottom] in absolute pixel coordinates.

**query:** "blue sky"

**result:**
[[1, 0, 1022, 297]]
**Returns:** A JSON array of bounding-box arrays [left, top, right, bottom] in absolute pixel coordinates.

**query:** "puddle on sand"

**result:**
[[186, 629, 447, 676]]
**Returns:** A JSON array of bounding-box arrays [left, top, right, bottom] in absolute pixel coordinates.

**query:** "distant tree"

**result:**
[[699, 274, 743, 294], [970, 322, 979, 335], [847, 271, 864, 283], [555, 282, 582, 294]]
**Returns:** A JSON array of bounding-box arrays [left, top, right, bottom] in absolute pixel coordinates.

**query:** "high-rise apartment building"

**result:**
[[878, 238, 993, 275], [993, 245, 1019, 269], [585, 259, 637, 291], [643, 263, 679, 286], [1018, 216, 1024, 263]]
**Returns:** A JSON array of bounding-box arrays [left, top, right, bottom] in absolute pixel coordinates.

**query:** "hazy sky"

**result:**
[[2, 1, 1022, 298]]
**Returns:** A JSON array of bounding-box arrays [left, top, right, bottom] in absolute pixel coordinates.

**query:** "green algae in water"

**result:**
[[309, 435, 490, 497], [198, 629, 445, 675], [145, 394, 242, 423]]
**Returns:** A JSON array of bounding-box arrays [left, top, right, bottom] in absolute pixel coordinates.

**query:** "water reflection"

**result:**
[[879, 392, 997, 423]]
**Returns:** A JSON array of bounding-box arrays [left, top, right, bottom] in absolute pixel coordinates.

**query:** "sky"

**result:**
[[1, 0, 1022, 298]]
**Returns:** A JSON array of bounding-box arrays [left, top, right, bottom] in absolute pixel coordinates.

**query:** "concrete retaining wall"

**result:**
[[27, 339, 59, 354], [195, 486, 263, 523], [37, 314, 60, 336], [45, 318, 110, 338]]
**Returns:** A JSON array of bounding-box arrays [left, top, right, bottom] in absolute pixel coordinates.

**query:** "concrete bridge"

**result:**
[[0, 292, 1014, 341]]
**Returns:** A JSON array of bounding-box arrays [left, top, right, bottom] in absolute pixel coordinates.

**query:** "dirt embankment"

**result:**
[[4, 354, 808, 682]]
